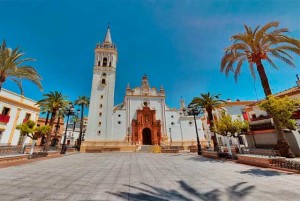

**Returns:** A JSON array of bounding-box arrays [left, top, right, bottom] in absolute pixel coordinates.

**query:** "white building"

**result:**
[[84, 26, 205, 147], [0, 88, 40, 146]]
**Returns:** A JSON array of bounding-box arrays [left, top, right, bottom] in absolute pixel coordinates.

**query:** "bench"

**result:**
[[102, 147, 120, 152], [85, 146, 103, 153], [0, 155, 28, 163], [202, 151, 219, 159], [161, 149, 179, 153]]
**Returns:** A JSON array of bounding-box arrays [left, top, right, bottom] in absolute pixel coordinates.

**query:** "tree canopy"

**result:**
[[259, 96, 300, 130], [16, 120, 51, 140]]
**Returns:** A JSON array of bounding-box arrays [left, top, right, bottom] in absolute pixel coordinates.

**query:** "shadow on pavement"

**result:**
[[107, 180, 255, 201], [186, 156, 225, 163], [238, 168, 284, 177]]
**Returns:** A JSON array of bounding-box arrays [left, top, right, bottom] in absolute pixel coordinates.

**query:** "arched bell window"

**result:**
[[103, 57, 107, 67]]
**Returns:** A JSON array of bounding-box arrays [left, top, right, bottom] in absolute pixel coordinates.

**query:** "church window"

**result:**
[[103, 57, 107, 67], [189, 121, 193, 126], [100, 104, 102, 108], [109, 61, 112, 67], [102, 79, 106, 85], [99, 112, 102, 116], [118, 114, 121, 117], [99, 122, 101, 125], [97, 60, 101, 66], [98, 130, 101, 134], [143, 102, 148, 107], [171, 122, 175, 125], [118, 121, 121, 124], [171, 115, 174, 118], [101, 95, 103, 99]]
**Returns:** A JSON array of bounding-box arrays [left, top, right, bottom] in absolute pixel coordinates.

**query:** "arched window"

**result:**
[[97, 60, 101, 66], [102, 73, 106, 76], [102, 79, 106, 85], [109, 61, 112, 67], [103, 57, 107, 67]]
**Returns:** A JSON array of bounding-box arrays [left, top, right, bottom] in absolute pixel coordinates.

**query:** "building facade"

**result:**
[[84, 27, 206, 148], [0, 88, 40, 145]]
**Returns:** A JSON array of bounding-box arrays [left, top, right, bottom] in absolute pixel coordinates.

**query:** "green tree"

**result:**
[[16, 120, 51, 155], [74, 96, 89, 150], [37, 91, 70, 151], [259, 96, 300, 155], [0, 40, 43, 93], [190, 92, 225, 148], [221, 21, 300, 157], [213, 114, 249, 154]]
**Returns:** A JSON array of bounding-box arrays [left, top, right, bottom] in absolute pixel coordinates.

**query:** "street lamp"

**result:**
[[127, 127, 130, 143], [169, 127, 172, 147], [60, 104, 75, 154], [186, 104, 202, 155]]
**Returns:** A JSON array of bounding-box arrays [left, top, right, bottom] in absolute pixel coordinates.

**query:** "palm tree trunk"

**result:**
[[0, 82, 2, 92], [44, 110, 56, 151], [256, 60, 295, 157], [54, 116, 60, 140], [78, 104, 84, 150], [45, 111, 50, 125], [207, 109, 218, 149], [256, 60, 272, 96]]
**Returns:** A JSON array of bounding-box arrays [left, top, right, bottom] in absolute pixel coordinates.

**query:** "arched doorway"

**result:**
[[142, 128, 152, 145]]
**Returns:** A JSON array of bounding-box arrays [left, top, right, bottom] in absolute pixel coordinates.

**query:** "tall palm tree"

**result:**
[[71, 115, 80, 132], [0, 40, 42, 93], [221, 21, 300, 157], [190, 92, 225, 148], [74, 96, 89, 150], [37, 91, 69, 151], [53, 108, 67, 145]]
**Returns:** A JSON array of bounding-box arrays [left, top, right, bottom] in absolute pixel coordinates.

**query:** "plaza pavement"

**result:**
[[0, 152, 299, 201]]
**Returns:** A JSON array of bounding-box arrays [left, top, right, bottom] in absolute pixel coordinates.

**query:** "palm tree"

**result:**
[[74, 96, 89, 150], [221, 21, 300, 157], [0, 40, 42, 93], [190, 92, 225, 148], [71, 115, 80, 132], [53, 108, 67, 145], [37, 91, 69, 151]]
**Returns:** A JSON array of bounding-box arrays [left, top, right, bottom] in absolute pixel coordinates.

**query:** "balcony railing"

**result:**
[[23, 119, 29, 123], [249, 118, 274, 131], [250, 115, 271, 122], [0, 114, 10, 124], [292, 110, 300, 119]]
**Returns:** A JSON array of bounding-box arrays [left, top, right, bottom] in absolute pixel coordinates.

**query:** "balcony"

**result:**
[[292, 110, 300, 119], [0, 114, 10, 124], [23, 119, 29, 123], [249, 118, 274, 131], [250, 115, 271, 122]]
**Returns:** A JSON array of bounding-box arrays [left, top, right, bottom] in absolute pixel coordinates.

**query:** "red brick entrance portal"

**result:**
[[131, 106, 161, 145]]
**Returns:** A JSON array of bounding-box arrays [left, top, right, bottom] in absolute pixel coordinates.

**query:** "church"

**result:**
[[83, 26, 205, 150]]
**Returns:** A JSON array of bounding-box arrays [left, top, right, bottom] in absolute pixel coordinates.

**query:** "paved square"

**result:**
[[0, 153, 299, 201]]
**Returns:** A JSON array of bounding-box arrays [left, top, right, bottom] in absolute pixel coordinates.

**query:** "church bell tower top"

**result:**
[[103, 25, 112, 44]]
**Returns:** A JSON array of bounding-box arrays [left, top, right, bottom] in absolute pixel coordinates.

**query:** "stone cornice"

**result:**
[[0, 96, 40, 112]]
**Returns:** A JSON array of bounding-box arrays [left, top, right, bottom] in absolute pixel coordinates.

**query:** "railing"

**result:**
[[0, 114, 10, 124], [241, 147, 279, 157], [271, 159, 300, 171], [250, 115, 271, 122], [0, 145, 24, 156]]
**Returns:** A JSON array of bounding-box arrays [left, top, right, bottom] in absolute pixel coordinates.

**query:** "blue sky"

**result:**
[[0, 0, 300, 115]]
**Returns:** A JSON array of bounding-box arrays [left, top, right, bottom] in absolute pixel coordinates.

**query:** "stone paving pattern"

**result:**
[[0, 153, 299, 201]]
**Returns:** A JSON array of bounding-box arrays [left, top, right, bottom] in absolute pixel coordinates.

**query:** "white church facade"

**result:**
[[83, 27, 206, 150]]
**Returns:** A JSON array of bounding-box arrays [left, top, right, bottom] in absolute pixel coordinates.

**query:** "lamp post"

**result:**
[[169, 127, 172, 147], [60, 104, 74, 154], [127, 127, 130, 143], [187, 104, 202, 155]]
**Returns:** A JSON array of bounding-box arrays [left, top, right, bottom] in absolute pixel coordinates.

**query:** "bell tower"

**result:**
[[86, 26, 118, 140]]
